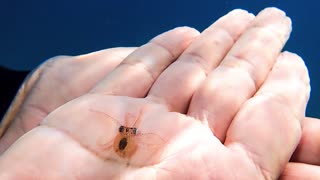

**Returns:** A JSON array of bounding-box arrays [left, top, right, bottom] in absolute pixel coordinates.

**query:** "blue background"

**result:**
[[0, 0, 318, 118]]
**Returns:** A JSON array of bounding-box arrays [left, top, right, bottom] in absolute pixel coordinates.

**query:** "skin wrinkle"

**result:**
[[149, 65, 206, 113], [179, 54, 210, 77], [149, 41, 176, 60], [221, 54, 259, 91], [182, 52, 211, 75], [250, 25, 289, 46], [249, 28, 284, 57], [31, 64, 72, 105], [116, 38, 184, 83], [119, 61, 156, 83], [232, 143, 273, 180], [199, 148, 217, 180], [205, 26, 237, 45], [145, 95, 173, 114], [107, 49, 136, 63], [280, 163, 320, 179], [150, 27, 201, 58], [203, 12, 253, 41], [257, 27, 284, 48], [201, 26, 242, 69], [40, 125, 102, 158], [39, 124, 139, 171], [202, 27, 237, 58], [154, 166, 175, 180], [19, 103, 48, 134], [34, 125, 130, 179]]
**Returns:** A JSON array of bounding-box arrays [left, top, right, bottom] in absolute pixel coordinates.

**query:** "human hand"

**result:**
[[279, 117, 320, 179], [0, 8, 311, 179], [0, 47, 138, 152]]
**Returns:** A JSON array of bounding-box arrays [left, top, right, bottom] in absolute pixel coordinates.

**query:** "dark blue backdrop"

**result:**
[[0, 0, 318, 118]]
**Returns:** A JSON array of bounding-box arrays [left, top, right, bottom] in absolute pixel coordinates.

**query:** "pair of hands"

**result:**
[[0, 8, 318, 179]]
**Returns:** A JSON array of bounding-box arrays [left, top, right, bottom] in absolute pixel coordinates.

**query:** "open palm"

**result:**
[[0, 8, 313, 179]]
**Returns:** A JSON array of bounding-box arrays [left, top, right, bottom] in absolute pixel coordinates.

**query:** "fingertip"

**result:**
[[150, 26, 200, 59], [277, 51, 310, 83], [173, 26, 201, 37], [279, 51, 304, 64], [228, 9, 255, 19], [152, 26, 200, 43], [222, 9, 255, 25], [257, 7, 291, 27], [259, 7, 287, 17]]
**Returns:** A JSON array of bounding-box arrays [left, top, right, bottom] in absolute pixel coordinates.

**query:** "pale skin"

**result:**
[[0, 7, 318, 179]]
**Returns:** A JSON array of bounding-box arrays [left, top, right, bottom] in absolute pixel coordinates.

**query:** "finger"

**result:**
[[291, 117, 320, 165], [8, 47, 136, 116], [279, 163, 320, 180], [70, 47, 137, 95], [90, 27, 200, 97], [188, 7, 292, 141], [0, 48, 135, 154], [225, 52, 310, 179], [55, 47, 137, 99], [147, 9, 254, 112]]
